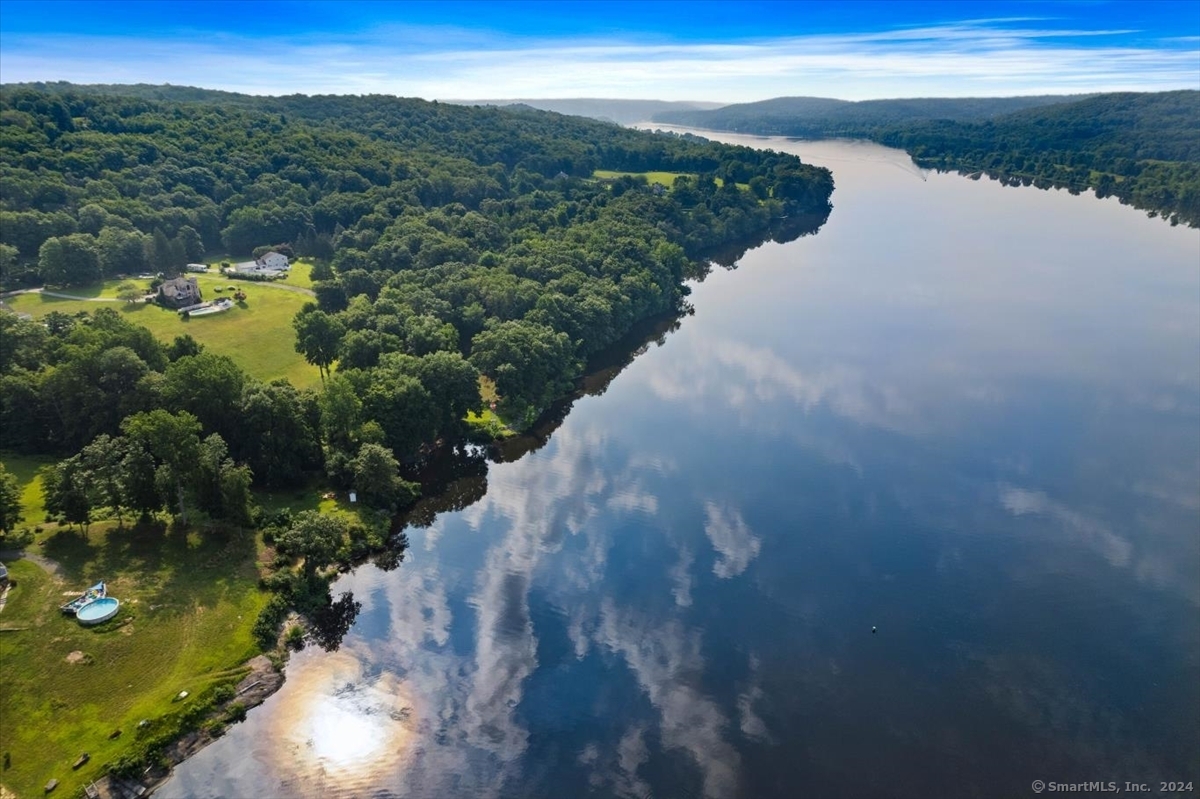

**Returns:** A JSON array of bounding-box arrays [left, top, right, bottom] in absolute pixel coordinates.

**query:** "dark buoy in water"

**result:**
[[871, 626, 877, 634]]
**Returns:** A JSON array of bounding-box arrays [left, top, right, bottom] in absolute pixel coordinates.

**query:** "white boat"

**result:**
[[60, 581, 105, 614], [183, 298, 235, 316]]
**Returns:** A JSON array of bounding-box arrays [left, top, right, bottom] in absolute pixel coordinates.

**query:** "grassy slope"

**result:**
[[0, 452, 52, 525], [4, 273, 321, 389], [0, 522, 267, 799]]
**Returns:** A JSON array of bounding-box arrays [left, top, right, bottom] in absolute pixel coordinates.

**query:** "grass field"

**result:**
[[0, 451, 53, 526], [593, 169, 690, 187], [0, 521, 268, 799], [3, 273, 321, 389], [277, 259, 315, 290], [592, 170, 747, 190], [201, 256, 317, 291]]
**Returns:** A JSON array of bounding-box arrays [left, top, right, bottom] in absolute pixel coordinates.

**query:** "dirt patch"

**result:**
[[65, 650, 91, 664], [0, 549, 65, 578], [121, 624, 135, 636]]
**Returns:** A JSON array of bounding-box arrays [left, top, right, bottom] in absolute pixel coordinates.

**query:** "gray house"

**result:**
[[158, 277, 202, 309]]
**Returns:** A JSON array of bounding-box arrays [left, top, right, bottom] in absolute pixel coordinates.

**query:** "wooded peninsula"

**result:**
[[654, 91, 1200, 227]]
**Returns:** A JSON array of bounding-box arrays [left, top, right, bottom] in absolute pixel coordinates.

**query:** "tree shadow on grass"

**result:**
[[40, 527, 100, 584], [109, 521, 259, 618], [45, 518, 260, 618]]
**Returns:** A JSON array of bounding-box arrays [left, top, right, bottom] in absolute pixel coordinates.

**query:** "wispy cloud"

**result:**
[[1, 19, 1196, 100]]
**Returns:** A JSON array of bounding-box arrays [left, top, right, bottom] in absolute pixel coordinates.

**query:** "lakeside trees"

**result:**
[[1, 85, 833, 523], [654, 91, 1200, 227]]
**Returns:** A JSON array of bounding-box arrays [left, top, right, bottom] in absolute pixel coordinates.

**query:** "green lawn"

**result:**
[[201, 254, 318, 291], [466, 375, 515, 437], [4, 275, 321, 389], [592, 170, 747, 190], [0, 521, 268, 799], [277, 259, 316, 290], [0, 451, 53, 526], [593, 169, 690, 187], [252, 484, 351, 517]]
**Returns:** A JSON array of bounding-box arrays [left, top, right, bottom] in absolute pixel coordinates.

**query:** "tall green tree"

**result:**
[[120, 409, 202, 520], [276, 510, 346, 578], [469, 320, 580, 425], [195, 434, 253, 525], [162, 353, 247, 444], [318, 373, 362, 454], [293, 308, 345, 383], [0, 463, 23, 534], [38, 234, 101, 286], [44, 456, 95, 532], [237, 381, 322, 487], [97, 228, 148, 276], [350, 443, 419, 511], [80, 434, 130, 527]]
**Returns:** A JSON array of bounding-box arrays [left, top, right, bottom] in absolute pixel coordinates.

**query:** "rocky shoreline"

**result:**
[[90, 655, 286, 799]]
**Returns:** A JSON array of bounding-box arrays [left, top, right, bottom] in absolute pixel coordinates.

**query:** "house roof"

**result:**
[[160, 277, 199, 298]]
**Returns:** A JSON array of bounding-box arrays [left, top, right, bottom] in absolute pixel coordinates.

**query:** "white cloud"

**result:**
[[703, 500, 762, 579], [999, 486, 1133, 567], [1, 20, 1196, 100]]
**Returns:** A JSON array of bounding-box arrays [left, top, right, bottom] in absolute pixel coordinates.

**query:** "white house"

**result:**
[[232, 251, 290, 276], [258, 251, 290, 271]]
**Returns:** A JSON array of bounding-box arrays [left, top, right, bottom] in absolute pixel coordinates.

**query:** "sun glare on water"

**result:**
[[308, 694, 390, 768], [270, 651, 415, 780]]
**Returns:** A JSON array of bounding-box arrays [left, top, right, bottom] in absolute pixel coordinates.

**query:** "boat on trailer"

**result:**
[[60, 581, 105, 615], [178, 297, 234, 316]]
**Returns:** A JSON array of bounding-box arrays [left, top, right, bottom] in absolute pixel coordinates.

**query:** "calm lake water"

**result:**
[[161, 135, 1200, 799]]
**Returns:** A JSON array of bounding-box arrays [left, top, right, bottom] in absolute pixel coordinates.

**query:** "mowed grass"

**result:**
[[593, 169, 690, 187], [277, 259, 315, 290], [201, 255, 317, 291], [0, 521, 268, 799], [0, 451, 53, 526], [592, 170, 748, 190], [466, 375, 514, 436], [3, 274, 321, 389]]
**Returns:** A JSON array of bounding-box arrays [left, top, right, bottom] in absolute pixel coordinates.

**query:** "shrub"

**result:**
[[285, 624, 306, 650], [252, 594, 290, 650]]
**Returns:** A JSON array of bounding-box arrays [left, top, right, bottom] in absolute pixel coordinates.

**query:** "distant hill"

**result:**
[[655, 91, 1200, 227], [1, 81, 268, 106], [448, 98, 724, 125], [652, 94, 1090, 135], [5, 84, 725, 126]]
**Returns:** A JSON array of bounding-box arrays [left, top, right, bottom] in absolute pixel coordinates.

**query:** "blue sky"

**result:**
[[1, 1, 1197, 100]]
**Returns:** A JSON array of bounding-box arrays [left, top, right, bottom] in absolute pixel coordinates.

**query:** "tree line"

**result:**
[[1, 85, 833, 517]]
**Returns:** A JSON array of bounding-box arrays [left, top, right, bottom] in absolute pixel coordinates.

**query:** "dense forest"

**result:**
[[655, 91, 1200, 227], [0, 85, 833, 517], [654, 94, 1086, 132]]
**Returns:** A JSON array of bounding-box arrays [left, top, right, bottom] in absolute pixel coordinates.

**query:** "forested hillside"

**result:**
[[654, 94, 1083, 133], [0, 85, 832, 514], [655, 91, 1200, 227], [447, 98, 725, 125]]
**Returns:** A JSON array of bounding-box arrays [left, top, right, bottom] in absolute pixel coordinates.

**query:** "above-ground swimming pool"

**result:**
[[76, 597, 119, 625]]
